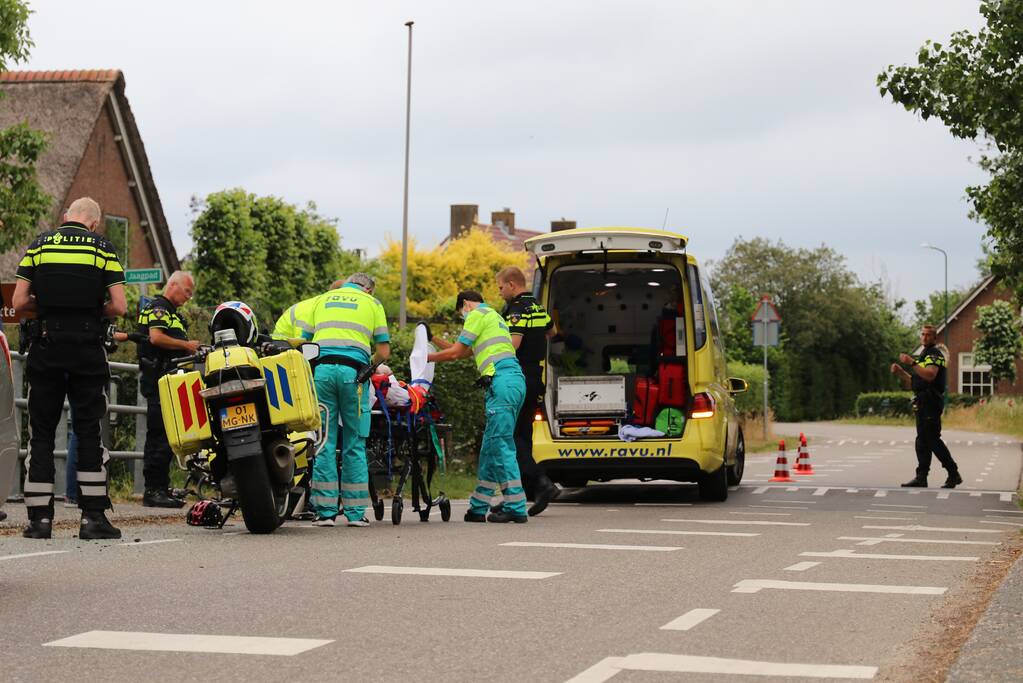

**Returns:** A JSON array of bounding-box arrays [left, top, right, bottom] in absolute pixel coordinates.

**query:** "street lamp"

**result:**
[[920, 242, 948, 348], [399, 20, 414, 329]]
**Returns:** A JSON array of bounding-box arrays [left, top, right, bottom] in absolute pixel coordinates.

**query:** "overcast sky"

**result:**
[[22, 1, 990, 308]]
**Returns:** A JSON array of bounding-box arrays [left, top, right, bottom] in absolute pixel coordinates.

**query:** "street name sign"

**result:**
[[125, 268, 163, 285]]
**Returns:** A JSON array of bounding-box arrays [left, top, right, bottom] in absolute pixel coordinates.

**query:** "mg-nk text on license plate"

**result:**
[[220, 403, 258, 431]]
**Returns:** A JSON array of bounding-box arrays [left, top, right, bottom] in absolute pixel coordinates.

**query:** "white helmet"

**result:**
[[210, 301, 259, 346]]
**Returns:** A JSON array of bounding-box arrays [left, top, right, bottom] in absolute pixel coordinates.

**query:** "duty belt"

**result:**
[[22, 317, 104, 348]]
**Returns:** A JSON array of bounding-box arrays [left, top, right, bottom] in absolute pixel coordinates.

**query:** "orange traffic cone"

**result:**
[[769, 439, 795, 482], [795, 433, 815, 475]]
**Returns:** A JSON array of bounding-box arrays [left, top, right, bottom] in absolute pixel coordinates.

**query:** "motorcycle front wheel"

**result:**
[[230, 455, 280, 534]]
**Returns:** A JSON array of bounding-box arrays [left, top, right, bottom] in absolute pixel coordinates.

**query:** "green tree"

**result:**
[[711, 238, 914, 420], [878, 0, 1023, 303], [190, 189, 349, 327], [973, 299, 1022, 384], [0, 0, 50, 253], [912, 285, 972, 329], [718, 283, 759, 364]]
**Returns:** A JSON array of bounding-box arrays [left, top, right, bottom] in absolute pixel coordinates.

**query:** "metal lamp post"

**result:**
[[399, 20, 414, 329], [921, 243, 948, 348]]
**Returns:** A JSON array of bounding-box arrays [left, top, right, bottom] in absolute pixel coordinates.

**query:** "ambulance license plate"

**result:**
[[220, 403, 258, 431]]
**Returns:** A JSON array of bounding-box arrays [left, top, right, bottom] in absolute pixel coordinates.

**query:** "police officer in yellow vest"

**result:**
[[271, 280, 344, 341], [303, 273, 390, 527], [429, 290, 528, 523]]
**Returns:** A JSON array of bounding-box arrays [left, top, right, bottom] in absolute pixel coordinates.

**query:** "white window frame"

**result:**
[[959, 352, 994, 396]]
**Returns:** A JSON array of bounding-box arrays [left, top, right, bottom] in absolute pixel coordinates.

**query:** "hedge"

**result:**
[[854, 391, 982, 418], [727, 361, 767, 416]]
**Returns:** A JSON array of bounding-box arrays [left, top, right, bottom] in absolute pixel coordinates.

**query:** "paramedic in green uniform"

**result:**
[[271, 279, 344, 341], [429, 290, 528, 523], [303, 273, 390, 527]]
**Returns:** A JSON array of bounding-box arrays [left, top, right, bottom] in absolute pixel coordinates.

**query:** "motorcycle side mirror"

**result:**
[[300, 343, 320, 362]]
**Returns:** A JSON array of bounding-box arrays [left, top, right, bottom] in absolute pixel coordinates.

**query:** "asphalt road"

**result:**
[[1, 422, 1020, 682]]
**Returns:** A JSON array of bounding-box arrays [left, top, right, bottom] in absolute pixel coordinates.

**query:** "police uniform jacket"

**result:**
[[501, 292, 552, 377], [912, 344, 947, 415], [137, 295, 189, 396]]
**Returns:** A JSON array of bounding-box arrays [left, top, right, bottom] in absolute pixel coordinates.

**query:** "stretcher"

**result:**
[[365, 323, 452, 524]]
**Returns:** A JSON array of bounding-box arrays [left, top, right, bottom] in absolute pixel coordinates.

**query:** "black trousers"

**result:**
[[142, 392, 174, 490], [514, 371, 546, 499], [915, 411, 958, 478], [24, 341, 110, 519]]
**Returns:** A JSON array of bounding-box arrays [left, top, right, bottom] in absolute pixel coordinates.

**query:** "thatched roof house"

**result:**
[[0, 70, 179, 279]]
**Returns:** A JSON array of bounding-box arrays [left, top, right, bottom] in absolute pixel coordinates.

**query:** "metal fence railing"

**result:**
[[5, 351, 149, 503]]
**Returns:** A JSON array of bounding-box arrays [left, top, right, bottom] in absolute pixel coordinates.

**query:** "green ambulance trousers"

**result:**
[[311, 364, 371, 521], [469, 358, 527, 517]]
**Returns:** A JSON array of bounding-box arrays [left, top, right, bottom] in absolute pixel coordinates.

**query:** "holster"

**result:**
[[475, 375, 493, 390]]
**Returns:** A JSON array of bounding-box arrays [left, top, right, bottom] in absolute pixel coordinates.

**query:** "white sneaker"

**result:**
[[312, 515, 336, 527], [346, 517, 370, 527]]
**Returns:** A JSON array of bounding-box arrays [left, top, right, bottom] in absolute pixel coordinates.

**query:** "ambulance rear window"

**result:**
[[687, 264, 707, 350]]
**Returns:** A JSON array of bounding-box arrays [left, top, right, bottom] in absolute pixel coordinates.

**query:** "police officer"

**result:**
[[429, 290, 528, 523], [12, 197, 126, 539], [496, 266, 559, 516], [271, 280, 344, 341], [136, 271, 201, 507], [891, 324, 962, 489], [303, 273, 390, 527]]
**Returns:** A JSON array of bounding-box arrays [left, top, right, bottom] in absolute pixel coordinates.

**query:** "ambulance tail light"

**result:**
[[534, 406, 547, 422], [689, 393, 716, 419]]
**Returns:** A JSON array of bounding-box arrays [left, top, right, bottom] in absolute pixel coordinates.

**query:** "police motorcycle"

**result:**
[[158, 302, 321, 534]]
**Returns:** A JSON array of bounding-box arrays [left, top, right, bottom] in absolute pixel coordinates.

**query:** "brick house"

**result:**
[[0, 70, 179, 286], [443, 204, 576, 284], [923, 275, 1023, 396]]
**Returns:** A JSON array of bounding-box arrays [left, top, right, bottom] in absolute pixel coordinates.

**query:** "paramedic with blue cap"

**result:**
[[429, 290, 528, 523]]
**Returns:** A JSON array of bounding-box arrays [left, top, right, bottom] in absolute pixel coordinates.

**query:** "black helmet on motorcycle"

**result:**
[[210, 301, 258, 346]]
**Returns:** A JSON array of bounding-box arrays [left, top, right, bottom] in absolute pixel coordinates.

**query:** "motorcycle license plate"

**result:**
[[220, 403, 258, 431]]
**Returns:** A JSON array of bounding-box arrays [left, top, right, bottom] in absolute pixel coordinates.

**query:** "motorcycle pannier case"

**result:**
[[158, 371, 213, 457], [259, 350, 321, 432]]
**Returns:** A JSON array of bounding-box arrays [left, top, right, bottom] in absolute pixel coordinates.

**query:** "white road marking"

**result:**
[[344, 565, 561, 579], [732, 578, 945, 595], [999, 493, 1014, 502], [984, 508, 1023, 514], [660, 518, 810, 527], [871, 503, 927, 509], [43, 631, 333, 656], [599, 528, 759, 538], [634, 503, 692, 507], [571, 653, 877, 680], [981, 520, 1023, 527], [659, 608, 720, 631], [970, 492, 982, 497], [975, 479, 985, 483], [118, 539, 182, 547], [753, 486, 769, 494], [968, 440, 974, 446], [764, 499, 817, 503], [783, 562, 821, 571], [862, 525, 1002, 534], [937, 491, 951, 499], [838, 440, 847, 446], [0, 550, 69, 562], [730, 511, 792, 516], [840, 536, 999, 546], [854, 516, 915, 521], [565, 657, 625, 683], [873, 490, 887, 497], [889, 440, 897, 446], [863, 440, 871, 446], [501, 542, 682, 552], [749, 505, 808, 510], [801, 549, 978, 562]]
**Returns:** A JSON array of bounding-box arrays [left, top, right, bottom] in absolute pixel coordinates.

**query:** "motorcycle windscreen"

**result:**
[[408, 322, 436, 392]]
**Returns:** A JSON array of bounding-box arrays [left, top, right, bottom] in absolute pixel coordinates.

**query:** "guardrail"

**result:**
[[6, 351, 150, 502]]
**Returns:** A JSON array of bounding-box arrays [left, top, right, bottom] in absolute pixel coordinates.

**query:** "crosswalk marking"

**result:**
[[732, 578, 945, 595], [344, 566, 561, 580], [659, 608, 720, 631], [800, 549, 978, 562], [119, 539, 182, 547], [0, 550, 69, 562], [43, 631, 333, 656], [660, 518, 810, 527], [599, 528, 759, 537], [981, 520, 1023, 527], [840, 536, 998, 546], [984, 509, 1023, 514], [861, 525, 1002, 534], [783, 562, 821, 571], [569, 653, 878, 680], [501, 542, 682, 552]]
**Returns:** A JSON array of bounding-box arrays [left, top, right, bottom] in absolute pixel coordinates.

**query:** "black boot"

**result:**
[[942, 471, 963, 489], [23, 518, 52, 539], [143, 489, 185, 508], [528, 477, 559, 517], [464, 510, 487, 523], [79, 510, 121, 540], [901, 476, 928, 488], [487, 509, 528, 524]]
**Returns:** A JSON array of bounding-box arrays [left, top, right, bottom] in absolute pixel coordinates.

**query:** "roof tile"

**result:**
[[0, 69, 120, 83]]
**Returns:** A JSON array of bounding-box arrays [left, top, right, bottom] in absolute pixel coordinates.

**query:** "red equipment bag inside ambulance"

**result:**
[[657, 358, 686, 408], [632, 377, 660, 426]]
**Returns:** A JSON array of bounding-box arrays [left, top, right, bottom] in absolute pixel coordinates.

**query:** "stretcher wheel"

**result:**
[[391, 497, 403, 525], [373, 498, 385, 521], [418, 505, 430, 523], [438, 496, 451, 522]]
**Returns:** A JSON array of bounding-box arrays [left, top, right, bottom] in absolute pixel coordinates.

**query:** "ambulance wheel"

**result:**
[[373, 498, 385, 521], [438, 496, 451, 522], [697, 464, 729, 502], [391, 497, 403, 525], [726, 429, 746, 486]]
